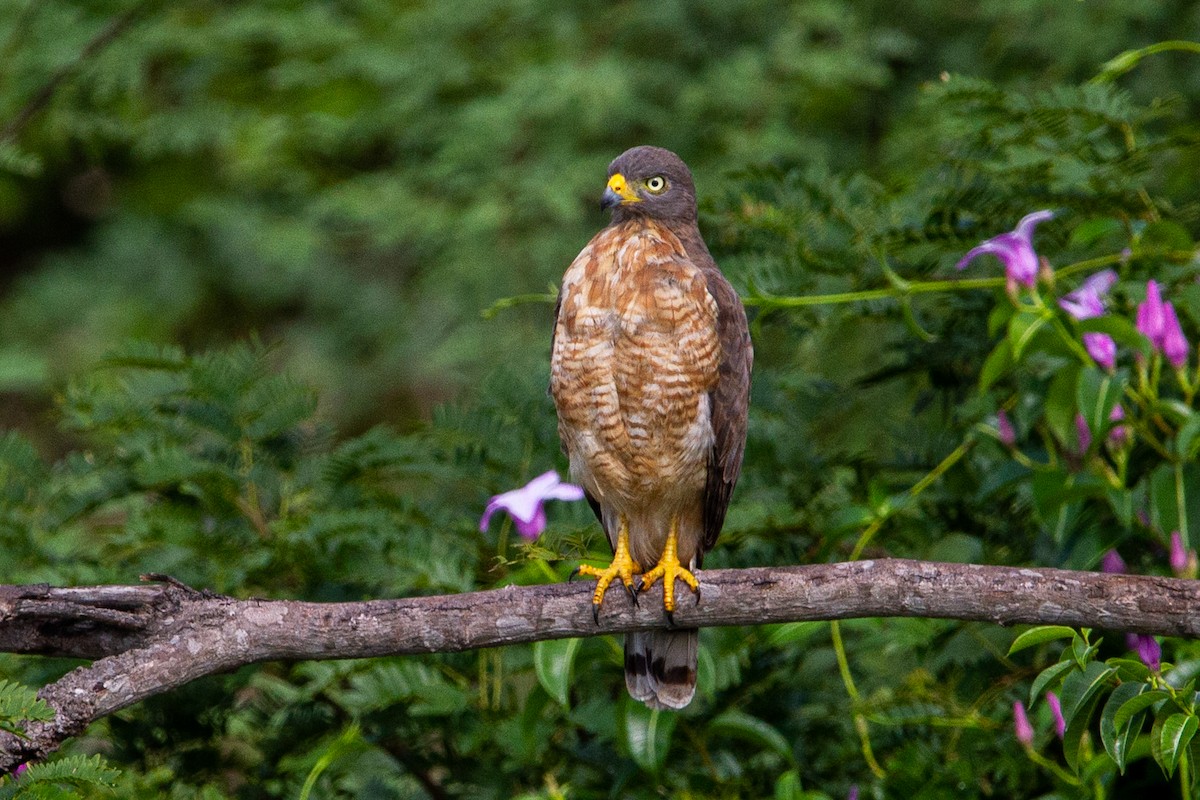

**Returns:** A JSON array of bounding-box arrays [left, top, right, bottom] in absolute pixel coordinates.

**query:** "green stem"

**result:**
[[831, 620, 886, 779], [743, 250, 1159, 311], [1024, 746, 1083, 786], [747, 276, 1002, 309], [1090, 40, 1200, 84], [849, 437, 976, 560], [481, 291, 558, 319], [1177, 462, 1190, 550]]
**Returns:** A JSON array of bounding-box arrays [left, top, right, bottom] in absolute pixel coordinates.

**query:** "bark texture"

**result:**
[[2, 559, 1197, 772]]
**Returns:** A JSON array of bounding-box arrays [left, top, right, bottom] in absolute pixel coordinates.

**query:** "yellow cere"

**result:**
[[607, 173, 641, 202]]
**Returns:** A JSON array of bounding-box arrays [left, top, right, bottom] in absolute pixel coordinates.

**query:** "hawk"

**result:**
[[550, 146, 752, 709]]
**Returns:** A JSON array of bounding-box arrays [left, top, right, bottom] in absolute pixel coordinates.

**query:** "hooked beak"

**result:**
[[600, 172, 640, 211]]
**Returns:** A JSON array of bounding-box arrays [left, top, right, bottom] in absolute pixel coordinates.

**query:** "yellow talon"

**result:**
[[575, 516, 641, 619], [638, 516, 699, 614]]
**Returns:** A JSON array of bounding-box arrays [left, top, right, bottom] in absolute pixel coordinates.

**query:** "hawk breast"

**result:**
[[551, 219, 721, 508]]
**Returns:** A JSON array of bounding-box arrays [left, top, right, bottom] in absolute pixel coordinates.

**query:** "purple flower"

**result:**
[[1136, 281, 1191, 367], [1059, 269, 1117, 320], [1107, 405, 1129, 449], [1059, 271, 1118, 369], [479, 471, 585, 540], [1136, 280, 1167, 345], [1084, 332, 1117, 371], [1170, 531, 1188, 575], [1101, 549, 1126, 574], [1169, 531, 1196, 579], [1075, 413, 1092, 453], [13, 764, 26, 779], [847, 786, 859, 800], [1046, 692, 1066, 738], [1161, 302, 1190, 369], [996, 409, 1016, 447], [957, 210, 1055, 288], [1126, 633, 1162, 671], [1013, 700, 1035, 746]]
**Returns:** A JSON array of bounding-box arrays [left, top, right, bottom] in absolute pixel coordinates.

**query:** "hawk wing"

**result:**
[[699, 266, 752, 557]]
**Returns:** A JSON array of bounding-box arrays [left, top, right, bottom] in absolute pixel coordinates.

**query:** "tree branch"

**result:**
[[1, 559, 1197, 772]]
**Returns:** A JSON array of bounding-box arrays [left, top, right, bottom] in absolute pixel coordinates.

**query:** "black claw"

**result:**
[[568, 566, 581, 583], [624, 581, 639, 605], [592, 603, 600, 625], [665, 609, 675, 627], [695, 587, 702, 607]]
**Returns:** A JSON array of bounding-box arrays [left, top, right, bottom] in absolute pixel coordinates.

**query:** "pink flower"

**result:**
[[1013, 701, 1035, 746], [1059, 270, 1117, 320], [1126, 633, 1161, 671], [1170, 531, 1188, 575], [1046, 691, 1066, 738], [1137, 281, 1191, 368], [1136, 280, 1167, 344], [1168, 531, 1196, 579], [1161, 302, 1190, 369], [957, 210, 1054, 288], [1059, 271, 1120, 369], [1101, 549, 1126, 574], [1107, 405, 1129, 449], [1075, 414, 1091, 453], [996, 410, 1016, 447], [1084, 332, 1117, 371], [479, 471, 585, 540]]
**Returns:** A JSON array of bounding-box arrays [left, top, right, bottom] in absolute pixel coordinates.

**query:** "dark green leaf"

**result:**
[[1178, 413, 1200, 460], [1158, 713, 1199, 776], [1112, 689, 1170, 731], [709, 709, 796, 764], [979, 339, 1013, 392], [1008, 310, 1050, 360], [1059, 661, 1115, 732], [533, 637, 581, 707], [623, 701, 678, 773], [1009, 626, 1078, 656], [1107, 658, 1153, 683], [1030, 659, 1076, 706], [1100, 682, 1153, 772], [1075, 366, 1123, 442], [1139, 220, 1194, 252], [1044, 365, 1082, 446]]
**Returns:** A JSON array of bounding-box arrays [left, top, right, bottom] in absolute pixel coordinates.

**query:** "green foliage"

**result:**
[[0, 681, 54, 737], [2, 0, 1200, 797], [0, 756, 120, 800], [1013, 627, 1200, 791]]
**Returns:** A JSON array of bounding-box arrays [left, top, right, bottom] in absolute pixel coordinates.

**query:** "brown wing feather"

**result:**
[[700, 266, 752, 555], [665, 226, 752, 560]]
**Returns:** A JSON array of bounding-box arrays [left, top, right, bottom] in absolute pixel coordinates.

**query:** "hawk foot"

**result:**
[[638, 527, 700, 616], [574, 521, 641, 623]]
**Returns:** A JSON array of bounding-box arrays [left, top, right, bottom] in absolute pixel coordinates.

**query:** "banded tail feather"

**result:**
[[624, 629, 698, 710]]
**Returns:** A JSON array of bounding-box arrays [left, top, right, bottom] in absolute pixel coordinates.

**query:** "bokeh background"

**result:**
[[2, 1, 1199, 797]]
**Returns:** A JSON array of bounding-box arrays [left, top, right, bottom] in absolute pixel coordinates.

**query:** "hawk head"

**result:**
[[601, 146, 698, 224]]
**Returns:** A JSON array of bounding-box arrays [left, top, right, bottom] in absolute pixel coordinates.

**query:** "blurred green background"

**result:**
[[2, 1, 1200, 797]]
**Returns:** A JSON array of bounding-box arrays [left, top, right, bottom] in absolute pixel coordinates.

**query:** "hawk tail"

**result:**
[[624, 629, 698, 710]]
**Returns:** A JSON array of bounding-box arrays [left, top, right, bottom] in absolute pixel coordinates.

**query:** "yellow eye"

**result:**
[[645, 175, 667, 194]]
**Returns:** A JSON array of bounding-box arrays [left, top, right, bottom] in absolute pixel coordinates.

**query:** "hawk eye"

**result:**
[[645, 175, 667, 194]]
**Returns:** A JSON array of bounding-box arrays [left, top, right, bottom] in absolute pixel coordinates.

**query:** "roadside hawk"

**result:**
[[550, 146, 753, 709]]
